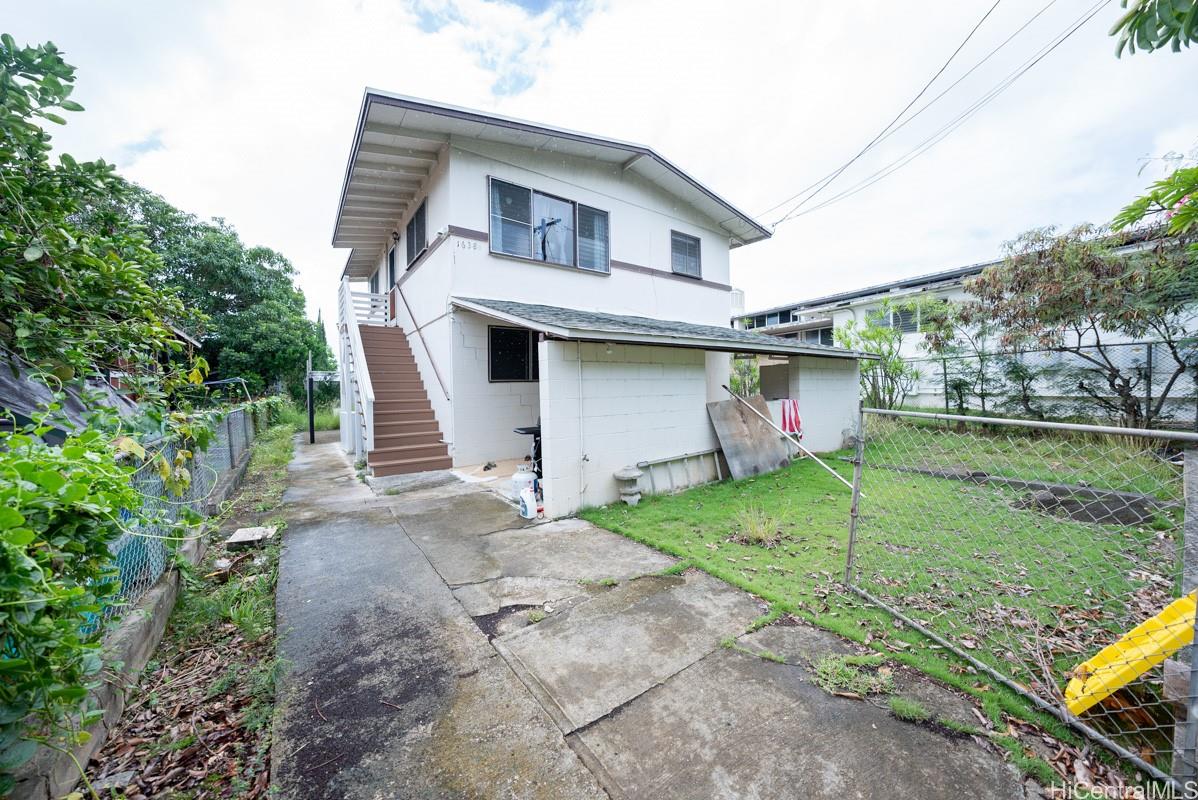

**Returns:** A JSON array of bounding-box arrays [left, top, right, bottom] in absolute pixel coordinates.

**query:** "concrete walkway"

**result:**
[[274, 435, 1035, 799]]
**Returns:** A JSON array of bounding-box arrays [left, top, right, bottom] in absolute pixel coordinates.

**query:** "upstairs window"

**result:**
[[877, 306, 919, 333], [488, 177, 610, 273], [577, 205, 609, 272], [387, 247, 397, 287], [488, 326, 539, 382], [670, 231, 701, 278], [406, 200, 427, 266]]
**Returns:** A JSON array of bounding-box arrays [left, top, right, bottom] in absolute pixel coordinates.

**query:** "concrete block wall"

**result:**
[[450, 310, 540, 466], [786, 355, 860, 452], [539, 340, 718, 518]]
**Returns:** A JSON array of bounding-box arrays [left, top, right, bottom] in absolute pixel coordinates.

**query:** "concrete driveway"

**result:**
[[273, 436, 1035, 799]]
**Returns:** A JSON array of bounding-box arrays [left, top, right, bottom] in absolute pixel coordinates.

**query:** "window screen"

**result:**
[[577, 205, 609, 272], [406, 201, 427, 266], [670, 231, 701, 278], [893, 308, 918, 333], [533, 192, 575, 266], [490, 179, 532, 258], [488, 327, 539, 382]]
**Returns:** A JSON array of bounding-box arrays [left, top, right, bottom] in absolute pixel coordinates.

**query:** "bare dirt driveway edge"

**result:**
[[273, 435, 1038, 799]]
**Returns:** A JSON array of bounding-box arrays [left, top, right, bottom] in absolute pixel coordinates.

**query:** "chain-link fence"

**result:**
[[100, 406, 270, 626], [905, 340, 1198, 431], [844, 407, 1198, 787]]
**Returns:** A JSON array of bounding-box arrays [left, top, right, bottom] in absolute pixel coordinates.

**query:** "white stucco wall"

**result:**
[[450, 310, 540, 466], [538, 340, 718, 518]]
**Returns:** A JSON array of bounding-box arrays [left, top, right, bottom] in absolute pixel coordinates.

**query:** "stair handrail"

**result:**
[[340, 277, 375, 453]]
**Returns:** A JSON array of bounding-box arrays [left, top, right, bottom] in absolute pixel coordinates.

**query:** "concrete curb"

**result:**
[[11, 450, 247, 800]]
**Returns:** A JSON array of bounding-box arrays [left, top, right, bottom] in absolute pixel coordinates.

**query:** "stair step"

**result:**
[[375, 409, 436, 423], [369, 442, 449, 463], [373, 389, 428, 400], [374, 430, 443, 446], [375, 419, 439, 432], [376, 399, 432, 412], [370, 455, 454, 477]]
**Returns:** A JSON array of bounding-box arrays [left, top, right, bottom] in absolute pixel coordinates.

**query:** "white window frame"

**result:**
[[487, 176, 610, 274]]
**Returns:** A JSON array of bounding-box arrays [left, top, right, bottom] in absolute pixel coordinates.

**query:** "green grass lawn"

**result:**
[[581, 426, 1185, 770]]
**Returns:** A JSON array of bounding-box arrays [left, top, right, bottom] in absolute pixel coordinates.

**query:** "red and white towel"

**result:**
[[780, 398, 802, 438]]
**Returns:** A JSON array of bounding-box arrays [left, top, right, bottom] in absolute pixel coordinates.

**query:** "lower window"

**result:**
[[488, 326, 539, 382]]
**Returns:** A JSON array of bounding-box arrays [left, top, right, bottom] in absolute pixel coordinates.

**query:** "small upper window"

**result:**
[[488, 326, 539, 382], [387, 247, 397, 287], [406, 201, 427, 266], [670, 231, 701, 278], [369, 270, 379, 294]]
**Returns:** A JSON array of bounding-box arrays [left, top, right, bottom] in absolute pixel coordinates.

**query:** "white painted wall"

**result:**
[[785, 356, 860, 452], [450, 310, 540, 466], [538, 340, 718, 518]]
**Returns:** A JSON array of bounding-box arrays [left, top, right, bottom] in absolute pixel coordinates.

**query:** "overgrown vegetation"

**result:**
[[274, 402, 340, 433], [84, 422, 294, 798], [812, 654, 894, 697], [888, 695, 931, 723], [834, 299, 931, 409]]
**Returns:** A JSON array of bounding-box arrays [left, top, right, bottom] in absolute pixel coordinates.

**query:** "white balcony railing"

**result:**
[[338, 278, 379, 457]]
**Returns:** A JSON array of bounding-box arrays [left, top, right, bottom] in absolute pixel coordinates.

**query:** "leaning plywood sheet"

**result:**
[[706, 394, 792, 480]]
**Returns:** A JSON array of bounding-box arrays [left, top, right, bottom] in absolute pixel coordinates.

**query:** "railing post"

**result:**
[[843, 401, 865, 585]]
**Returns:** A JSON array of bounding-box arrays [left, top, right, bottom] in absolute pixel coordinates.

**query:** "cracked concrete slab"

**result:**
[[494, 570, 762, 733], [410, 505, 676, 590], [572, 631, 1025, 800], [273, 440, 604, 800], [452, 575, 592, 617]]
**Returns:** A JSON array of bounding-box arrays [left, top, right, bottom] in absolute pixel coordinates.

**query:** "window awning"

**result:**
[[451, 297, 871, 359]]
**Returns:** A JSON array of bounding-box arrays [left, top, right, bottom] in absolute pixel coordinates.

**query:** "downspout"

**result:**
[[578, 342, 587, 506]]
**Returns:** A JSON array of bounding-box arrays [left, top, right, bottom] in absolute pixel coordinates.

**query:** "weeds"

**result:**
[[812, 654, 894, 697], [527, 609, 547, 624], [888, 696, 931, 722], [731, 503, 783, 547], [720, 637, 787, 664]]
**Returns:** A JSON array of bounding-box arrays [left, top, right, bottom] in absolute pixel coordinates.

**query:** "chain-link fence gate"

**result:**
[[843, 407, 1198, 789]]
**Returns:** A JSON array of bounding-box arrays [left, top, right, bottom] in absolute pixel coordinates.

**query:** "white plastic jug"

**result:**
[[518, 486, 538, 520]]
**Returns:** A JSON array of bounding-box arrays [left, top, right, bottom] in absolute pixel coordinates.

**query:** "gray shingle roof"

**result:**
[[452, 297, 865, 359]]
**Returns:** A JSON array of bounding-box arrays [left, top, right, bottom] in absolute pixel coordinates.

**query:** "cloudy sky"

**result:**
[[8, 0, 1198, 341]]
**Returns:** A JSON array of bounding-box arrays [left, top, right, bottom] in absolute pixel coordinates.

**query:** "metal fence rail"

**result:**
[[905, 340, 1198, 431], [103, 406, 269, 625], [845, 407, 1198, 787]]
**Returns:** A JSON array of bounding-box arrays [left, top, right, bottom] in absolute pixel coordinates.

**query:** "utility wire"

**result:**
[[774, 0, 1112, 225], [766, 0, 1004, 228], [755, 0, 1061, 220]]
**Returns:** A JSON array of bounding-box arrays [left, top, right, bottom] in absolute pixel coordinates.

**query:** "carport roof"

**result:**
[[451, 297, 868, 359]]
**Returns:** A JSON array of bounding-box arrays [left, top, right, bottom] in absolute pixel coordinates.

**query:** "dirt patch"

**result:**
[[470, 604, 542, 639]]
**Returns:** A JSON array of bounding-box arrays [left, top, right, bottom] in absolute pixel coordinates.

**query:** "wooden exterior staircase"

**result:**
[[359, 324, 452, 476]]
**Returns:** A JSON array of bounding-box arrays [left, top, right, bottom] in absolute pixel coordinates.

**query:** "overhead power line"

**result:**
[[773, 0, 1113, 225], [755, 0, 1062, 221], [765, 0, 1004, 228]]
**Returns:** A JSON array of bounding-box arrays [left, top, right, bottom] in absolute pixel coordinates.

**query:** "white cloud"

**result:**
[[7, 0, 1198, 344]]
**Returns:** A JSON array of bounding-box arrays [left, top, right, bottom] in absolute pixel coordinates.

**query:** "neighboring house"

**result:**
[[333, 91, 865, 517], [735, 240, 1198, 423]]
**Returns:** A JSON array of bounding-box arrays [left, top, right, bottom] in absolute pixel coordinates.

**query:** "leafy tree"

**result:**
[[964, 225, 1198, 428], [730, 356, 760, 396], [834, 300, 924, 409], [0, 37, 198, 392], [81, 183, 334, 397], [1109, 0, 1198, 56], [1109, 1, 1198, 253], [921, 299, 1002, 414]]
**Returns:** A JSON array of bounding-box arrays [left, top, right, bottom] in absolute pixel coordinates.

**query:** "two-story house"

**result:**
[[334, 91, 864, 517]]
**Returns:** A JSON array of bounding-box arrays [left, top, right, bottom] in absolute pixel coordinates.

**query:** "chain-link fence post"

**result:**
[[843, 401, 865, 585], [226, 412, 237, 468], [1177, 448, 1198, 790]]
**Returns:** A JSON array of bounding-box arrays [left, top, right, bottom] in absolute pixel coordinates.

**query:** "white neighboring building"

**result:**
[[333, 91, 866, 517]]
